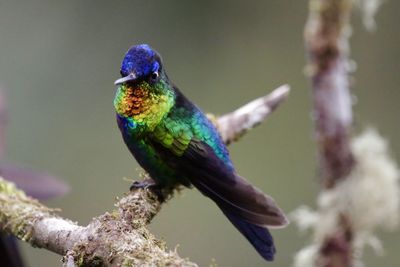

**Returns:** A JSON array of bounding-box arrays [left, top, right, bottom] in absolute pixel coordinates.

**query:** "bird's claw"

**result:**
[[130, 178, 158, 190], [130, 178, 166, 202]]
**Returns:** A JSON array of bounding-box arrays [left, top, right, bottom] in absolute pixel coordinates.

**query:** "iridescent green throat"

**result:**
[[114, 81, 175, 132]]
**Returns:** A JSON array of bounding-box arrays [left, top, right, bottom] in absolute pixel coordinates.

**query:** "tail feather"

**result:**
[[162, 138, 288, 261], [191, 173, 288, 228], [222, 209, 276, 261], [190, 175, 287, 261]]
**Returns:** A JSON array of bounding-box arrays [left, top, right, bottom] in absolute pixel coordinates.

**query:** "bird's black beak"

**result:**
[[114, 72, 137, 85]]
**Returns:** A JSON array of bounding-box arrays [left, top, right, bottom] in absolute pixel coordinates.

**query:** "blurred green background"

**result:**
[[0, 0, 399, 266]]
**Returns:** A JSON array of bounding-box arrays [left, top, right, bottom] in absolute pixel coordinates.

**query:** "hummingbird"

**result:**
[[113, 44, 288, 261]]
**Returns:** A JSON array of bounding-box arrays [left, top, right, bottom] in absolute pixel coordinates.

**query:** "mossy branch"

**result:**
[[0, 85, 290, 267], [305, 1, 355, 266], [293, 2, 398, 267], [305, 0, 354, 189]]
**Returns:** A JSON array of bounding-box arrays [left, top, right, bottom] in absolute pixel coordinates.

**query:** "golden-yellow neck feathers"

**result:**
[[114, 82, 174, 131]]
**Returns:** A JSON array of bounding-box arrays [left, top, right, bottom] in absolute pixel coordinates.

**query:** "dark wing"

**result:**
[[150, 136, 288, 228]]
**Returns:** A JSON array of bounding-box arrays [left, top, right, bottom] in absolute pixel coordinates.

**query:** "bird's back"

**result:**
[[118, 87, 234, 187], [164, 88, 233, 168]]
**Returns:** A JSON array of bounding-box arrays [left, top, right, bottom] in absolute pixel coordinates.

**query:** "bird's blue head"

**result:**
[[113, 44, 175, 130], [115, 44, 163, 85]]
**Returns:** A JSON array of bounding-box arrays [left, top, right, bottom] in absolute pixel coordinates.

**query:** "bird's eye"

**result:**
[[150, 71, 159, 82]]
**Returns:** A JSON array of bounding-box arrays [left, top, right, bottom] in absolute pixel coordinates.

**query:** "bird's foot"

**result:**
[[130, 178, 166, 202], [130, 178, 158, 190]]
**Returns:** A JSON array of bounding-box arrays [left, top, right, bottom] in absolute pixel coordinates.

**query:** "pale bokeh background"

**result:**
[[0, 1, 399, 266]]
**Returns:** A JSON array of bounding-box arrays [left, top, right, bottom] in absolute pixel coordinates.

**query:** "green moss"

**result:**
[[0, 177, 59, 246], [0, 177, 25, 197], [1, 177, 197, 266]]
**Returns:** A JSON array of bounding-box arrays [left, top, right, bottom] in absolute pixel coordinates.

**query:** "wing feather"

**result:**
[[150, 136, 288, 227]]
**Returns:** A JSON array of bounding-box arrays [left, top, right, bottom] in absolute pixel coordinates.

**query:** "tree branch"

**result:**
[[305, 0, 354, 189], [0, 85, 290, 266], [305, 0, 354, 266], [214, 84, 290, 145], [293, 2, 398, 267]]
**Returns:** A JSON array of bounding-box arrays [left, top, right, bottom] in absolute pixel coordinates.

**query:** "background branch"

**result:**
[[0, 85, 290, 266], [305, 1, 355, 266], [305, 0, 354, 189], [293, 1, 399, 267]]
